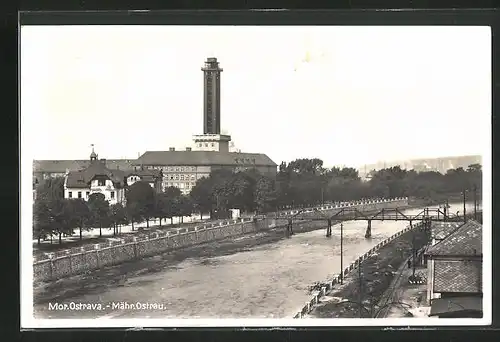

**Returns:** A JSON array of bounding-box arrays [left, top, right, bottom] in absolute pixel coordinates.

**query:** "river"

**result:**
[[33, 202, 476, 319]]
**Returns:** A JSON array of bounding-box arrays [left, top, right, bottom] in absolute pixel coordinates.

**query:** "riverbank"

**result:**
[[33, 202, 409, 305], [306, 226, 430, 318]]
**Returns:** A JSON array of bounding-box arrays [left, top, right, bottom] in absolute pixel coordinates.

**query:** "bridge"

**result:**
[[279, 205, 469, 238]]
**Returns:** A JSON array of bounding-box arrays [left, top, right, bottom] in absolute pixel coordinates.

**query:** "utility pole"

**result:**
[[410, 220, 416, 277], [358, 262, 363, 318], [463, 190, 467, 223], [340, 222, 344, 284], [473, 184, 477, 221]]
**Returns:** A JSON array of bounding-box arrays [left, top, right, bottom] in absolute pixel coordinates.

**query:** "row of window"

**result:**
[[167, 174, 198, 181], [68, 191, 115, 199], [197, 142, 215, 148], [164, 182, 196, 188], [145, 166, 197, 172]]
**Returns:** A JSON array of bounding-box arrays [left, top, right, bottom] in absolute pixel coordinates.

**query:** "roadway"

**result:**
[[33, 202, 475, 319]]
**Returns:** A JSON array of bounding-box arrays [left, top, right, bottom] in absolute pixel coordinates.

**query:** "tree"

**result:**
[[126, 201, 142, 231], [36, 176, 65, 201], [254, 176, 277, 214], [109, 203, 127, 236], [190, 177, 213, 219], [287, 158, 325, 175], [126, 181, 156, 229], [46, 198, 71, 244], [69, 198, 91, 240], [88, 193, 110, 237], [33, 199, 51, 244], [177, 195, 194, 223], [228, 172, 255, 212], [154, 193, 173, 227], [163, 186, 182, 224]]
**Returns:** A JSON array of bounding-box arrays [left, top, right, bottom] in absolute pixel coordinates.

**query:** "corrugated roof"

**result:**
[[134, 151, 277, 167], [426, 220, 482, 257], [33, 159, 135, 173], [434, 260, 482, 293], [431, 222, 462, 240]]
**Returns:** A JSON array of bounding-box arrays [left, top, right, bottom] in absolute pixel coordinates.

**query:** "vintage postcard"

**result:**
[[20, 24, 491, 328]]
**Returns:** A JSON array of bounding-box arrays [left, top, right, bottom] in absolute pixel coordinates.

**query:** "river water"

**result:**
[[34, 202, 476, 319]]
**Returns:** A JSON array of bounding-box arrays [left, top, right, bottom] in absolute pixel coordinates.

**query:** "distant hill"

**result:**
[[358, 155, 482, 176]]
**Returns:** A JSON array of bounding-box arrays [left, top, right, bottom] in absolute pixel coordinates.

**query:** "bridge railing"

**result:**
[[273, 197, 409, 219]]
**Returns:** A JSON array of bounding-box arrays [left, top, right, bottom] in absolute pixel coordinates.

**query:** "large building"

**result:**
[[33, 57, 277, 196], [62, 148, 162, 205]]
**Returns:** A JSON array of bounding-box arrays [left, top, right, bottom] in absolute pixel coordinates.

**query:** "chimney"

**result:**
[[186, 147, 192, 151], [169, 147, 175, 151]]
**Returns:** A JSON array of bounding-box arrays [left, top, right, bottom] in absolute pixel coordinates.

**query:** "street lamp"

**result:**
[[340, 222, 344, 284]]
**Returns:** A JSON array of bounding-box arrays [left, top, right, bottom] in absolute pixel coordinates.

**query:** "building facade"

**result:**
[[425, 220, 483, 318], [134, 149, 276, 195], [63, 150, 162, 205]]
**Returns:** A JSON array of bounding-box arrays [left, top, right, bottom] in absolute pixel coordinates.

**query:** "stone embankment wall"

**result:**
[[33, 197, 408, 283], [292, 220, 424, 319]]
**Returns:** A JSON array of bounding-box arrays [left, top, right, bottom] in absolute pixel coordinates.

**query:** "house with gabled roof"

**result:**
[[64, 149, 162, 205], [424, 220, 483, 318]]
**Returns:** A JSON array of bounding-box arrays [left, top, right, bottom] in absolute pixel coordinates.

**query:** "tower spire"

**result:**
[[90, 144, 97, 161], [202, 57, 223, 135]]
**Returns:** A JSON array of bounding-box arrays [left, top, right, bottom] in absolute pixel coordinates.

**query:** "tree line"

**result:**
[[33, 159, 482, 244], [33, 179, 194, 244]]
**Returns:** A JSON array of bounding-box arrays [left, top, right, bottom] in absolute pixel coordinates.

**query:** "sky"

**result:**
[[20, 25, 491, 168]]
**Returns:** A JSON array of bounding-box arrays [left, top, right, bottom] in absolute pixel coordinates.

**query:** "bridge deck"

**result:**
[[278, 207, 468, 223]]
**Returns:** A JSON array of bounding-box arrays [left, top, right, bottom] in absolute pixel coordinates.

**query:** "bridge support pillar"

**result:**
[[365, 220, 372, 239], [286, 219, 293, 237], [326, 219, 332, 237]]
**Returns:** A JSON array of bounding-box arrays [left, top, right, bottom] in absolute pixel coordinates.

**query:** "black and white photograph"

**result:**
[[20, 24, 491, 328]]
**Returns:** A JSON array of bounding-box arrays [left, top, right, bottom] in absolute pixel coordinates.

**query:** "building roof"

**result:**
[[429, 296, 482, 316], [134, 151, 277, 167], [434, 260, 482, 293], [426, 220, 482, 257], [66, 160, 127, 189], [431, 222, 462, 240], [33, 159, 135, 174]]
